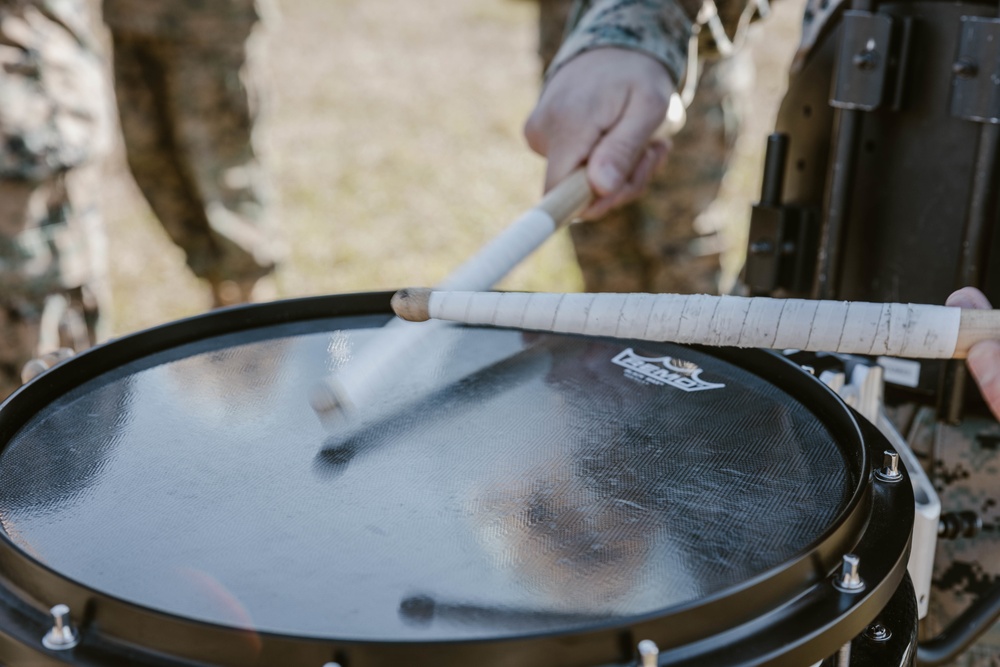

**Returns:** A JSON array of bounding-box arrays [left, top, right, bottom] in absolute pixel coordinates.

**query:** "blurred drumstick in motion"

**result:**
[[310, 169, 592, 421], [391, 289, 1000, 359]]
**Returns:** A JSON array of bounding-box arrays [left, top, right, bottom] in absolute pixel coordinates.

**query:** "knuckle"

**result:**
[[632, 88, 670, 118], [598, 138, 640, 169]]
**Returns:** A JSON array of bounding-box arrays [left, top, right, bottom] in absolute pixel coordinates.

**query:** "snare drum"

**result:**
[[0, 293, 914, 666]]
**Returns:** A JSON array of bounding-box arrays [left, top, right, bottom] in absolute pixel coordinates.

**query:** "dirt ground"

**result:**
[[100, 0, 806, 335]]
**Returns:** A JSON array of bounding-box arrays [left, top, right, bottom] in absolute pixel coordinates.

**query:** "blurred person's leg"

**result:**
[[0, 2, 109, 400], [111, 28, 279, 307], [536, 0, 739, 294]]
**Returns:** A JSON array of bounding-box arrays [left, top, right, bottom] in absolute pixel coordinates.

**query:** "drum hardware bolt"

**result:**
[[637, 639, 659, 667], [833, 553, 865, 593], [836, 641, 852, 667], [938, 510, 982, 540], [853, 48, 878, 71], [41, 604, 79, 651], [875, 450, 903, 483], [953, 58, 979, 78], [863, 623, 892, 642], [800, 365, 816, 375]]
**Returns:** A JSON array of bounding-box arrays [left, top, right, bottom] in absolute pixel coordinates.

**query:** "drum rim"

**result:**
[[0, 292, 912, 666]]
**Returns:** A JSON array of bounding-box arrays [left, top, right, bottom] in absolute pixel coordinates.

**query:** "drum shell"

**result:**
[[0, 293, 916, 666]]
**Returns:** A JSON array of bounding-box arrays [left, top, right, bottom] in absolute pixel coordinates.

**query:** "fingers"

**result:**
[[524, 48, 675, 201], [947, 287, 1000, 420], [20, 347, 74, 384], [525, 81, 606, 193], [538, 119, 602, 195], [968, 341, 1000, 421], [586, 90, 669, 198], [947, 286, 992, 310], [582, 141, 667, 219]]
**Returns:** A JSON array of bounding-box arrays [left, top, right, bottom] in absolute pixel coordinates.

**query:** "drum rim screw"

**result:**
[[41, 603, 79, 651], [637, 639, 659, 667], [953, 58, 979, 78], [833, 553, 865, 593], [863, 623, 892, 642], [875, 450, 903, 483], [853, 48, 878, 71]]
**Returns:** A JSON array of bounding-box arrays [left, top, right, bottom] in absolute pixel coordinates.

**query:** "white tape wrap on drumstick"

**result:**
[[312, 170, 592, 417], [409, 291, 966, 359], [315, 210, 557, 413], [438, 209, 558, 291]]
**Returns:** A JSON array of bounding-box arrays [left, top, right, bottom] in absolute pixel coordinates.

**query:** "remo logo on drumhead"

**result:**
[[610, 348, 726, 392]]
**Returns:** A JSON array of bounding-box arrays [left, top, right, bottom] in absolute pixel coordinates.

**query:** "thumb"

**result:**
[[968, 340, 1000, 421], [587, 91, 668, 196]]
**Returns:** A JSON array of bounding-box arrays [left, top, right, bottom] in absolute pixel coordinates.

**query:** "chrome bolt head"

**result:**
[[638, 639, 660, 667], [853, 49, 878, 71], [864, 623, 892, 642], [953, 58, 979, 78], [833, 553, 865, 593], [41, 604, 79, 650], [875, 450, 903, 482]]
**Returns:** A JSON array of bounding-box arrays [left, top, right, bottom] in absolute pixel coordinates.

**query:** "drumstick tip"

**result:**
[[391, 288, 432, 322], [309, 379, 354, 419]]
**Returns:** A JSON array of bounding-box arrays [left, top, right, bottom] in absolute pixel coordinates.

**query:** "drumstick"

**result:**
[[391, 289, 1000, 359], [310, 169, 592, 417]]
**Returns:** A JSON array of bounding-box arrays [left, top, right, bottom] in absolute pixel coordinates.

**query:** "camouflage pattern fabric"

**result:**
[[919, 408, 1000, 666], [0, 0, 110, 400], [102, 0, 270, 43], [538, 0, 744, 294], [104, 1, 279, 296], [546, 0, 696, 85], [545, 0, 752, 82]]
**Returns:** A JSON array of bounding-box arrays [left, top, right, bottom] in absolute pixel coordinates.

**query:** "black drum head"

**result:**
[[0, 294, 911, 667]]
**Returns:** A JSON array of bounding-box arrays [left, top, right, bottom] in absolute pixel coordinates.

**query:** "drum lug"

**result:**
[[637, 639, 659, 667], [833, 553, 866, 593], [40, 603, 79, 651], [875, 450, 903, 483]]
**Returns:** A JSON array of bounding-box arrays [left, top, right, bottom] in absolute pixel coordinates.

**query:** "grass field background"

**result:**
[[100, 0, 805, 336]]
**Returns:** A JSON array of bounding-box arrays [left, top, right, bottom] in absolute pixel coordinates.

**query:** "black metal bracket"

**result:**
[[744, 134, 820, 295], [951, 17, 1000, 123], [831, 11, 911, 111], [746, 205, 820, 295]]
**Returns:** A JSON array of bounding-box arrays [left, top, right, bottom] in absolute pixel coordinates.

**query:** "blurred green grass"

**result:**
[[100, 0, 804, 336]]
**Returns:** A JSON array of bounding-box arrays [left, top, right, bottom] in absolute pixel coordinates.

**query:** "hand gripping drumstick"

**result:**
[[310, 169, 592, 417], [391, 289, 1000, 359]]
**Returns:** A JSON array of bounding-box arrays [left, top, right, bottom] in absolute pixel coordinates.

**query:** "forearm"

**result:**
[[546, 0, 699, 86]]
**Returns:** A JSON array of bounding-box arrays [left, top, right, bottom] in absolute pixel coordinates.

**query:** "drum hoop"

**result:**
[[0, 292, 913, 666]]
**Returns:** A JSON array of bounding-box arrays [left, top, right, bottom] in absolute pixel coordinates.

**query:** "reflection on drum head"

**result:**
[[0, 317, 852, 642]]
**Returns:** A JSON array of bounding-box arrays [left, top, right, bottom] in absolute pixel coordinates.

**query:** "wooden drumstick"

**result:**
[[311, 170, 593, 418], [391, 289, 1000, 359]]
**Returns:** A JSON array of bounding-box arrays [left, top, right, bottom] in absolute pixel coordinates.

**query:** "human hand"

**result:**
[[20, 348, 74, 384], [524, 48, 674, 220], [947, 287, 1000, 420]]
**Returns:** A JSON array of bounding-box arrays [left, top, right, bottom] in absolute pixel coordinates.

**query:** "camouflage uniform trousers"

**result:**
[[109, 26, 279, 294], [0, 0, 111, 401], [895, 404, 1000, 666], [538, 0, 743, 294]]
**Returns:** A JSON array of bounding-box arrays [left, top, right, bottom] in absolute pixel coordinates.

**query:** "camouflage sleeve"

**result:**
[[545, 0, 701, 86]]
